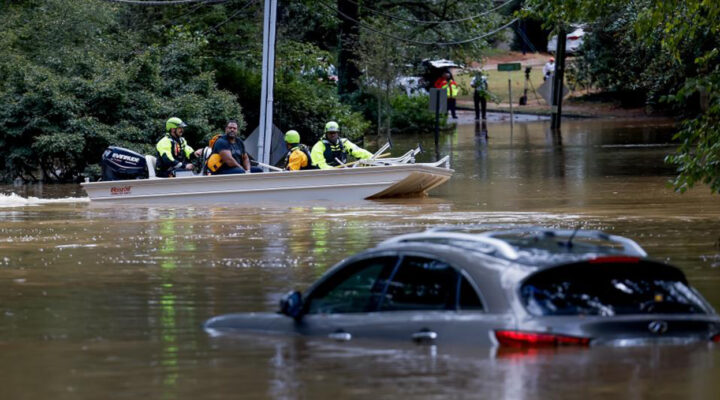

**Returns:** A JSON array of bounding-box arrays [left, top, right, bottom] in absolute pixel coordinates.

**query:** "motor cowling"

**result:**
[[100, 146, 148, 181]]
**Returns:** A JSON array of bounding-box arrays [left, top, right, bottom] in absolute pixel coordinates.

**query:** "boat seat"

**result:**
[[145, 155, 157, 179]]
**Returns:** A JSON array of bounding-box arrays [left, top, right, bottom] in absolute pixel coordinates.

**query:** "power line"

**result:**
[[102, 0, 228, 6], [205, 0, 257, 33], [343, 0, 514, 25], [320, 1, 517, 46], [513, 23, 538, 53]]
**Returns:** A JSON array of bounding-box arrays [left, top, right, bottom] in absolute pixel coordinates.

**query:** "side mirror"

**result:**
[[279, 291, 304, 319]]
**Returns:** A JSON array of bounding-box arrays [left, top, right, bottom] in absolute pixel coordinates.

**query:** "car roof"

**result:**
[[422, 59, 462, 69], [376, 226, 648, 268]]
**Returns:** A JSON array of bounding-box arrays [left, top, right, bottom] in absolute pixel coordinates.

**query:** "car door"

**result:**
[[370, 254, 513, 347], [298, 253, 512, 346], [297, 254, 402, 341]]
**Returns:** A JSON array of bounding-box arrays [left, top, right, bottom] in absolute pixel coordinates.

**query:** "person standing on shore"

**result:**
[[441, 71, 459, 119], [543, 58, 555, 81], [471, 71, 489, 120]]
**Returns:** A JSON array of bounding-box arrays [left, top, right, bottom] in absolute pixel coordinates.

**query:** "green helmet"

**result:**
[[284, 130, 301, 144], [166, 117, 187, 132], [324, 121, 340, 133]]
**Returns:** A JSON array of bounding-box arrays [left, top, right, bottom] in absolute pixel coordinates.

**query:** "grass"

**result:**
[[454, 67, 548, 104]]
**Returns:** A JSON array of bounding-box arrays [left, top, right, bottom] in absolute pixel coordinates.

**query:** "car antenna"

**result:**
[[566, 225, 581, 248]]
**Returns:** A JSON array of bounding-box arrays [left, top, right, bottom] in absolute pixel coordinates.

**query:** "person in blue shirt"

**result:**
[[207, 120, 262, 174]]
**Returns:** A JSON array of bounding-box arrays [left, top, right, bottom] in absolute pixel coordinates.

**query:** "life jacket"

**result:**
[[322, 138, 347, 167], [442, 80, 459, 98], [281, 144, 314, 170], [155, 134, 190, 174], [206, 134, 224, 173]]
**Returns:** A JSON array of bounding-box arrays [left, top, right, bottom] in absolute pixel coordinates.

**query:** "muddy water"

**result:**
[[1, 118, 719, 399]]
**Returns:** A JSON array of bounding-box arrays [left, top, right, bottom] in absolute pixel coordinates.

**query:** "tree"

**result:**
[[354, 20, 405, 137], [0, 0, 242, 182]]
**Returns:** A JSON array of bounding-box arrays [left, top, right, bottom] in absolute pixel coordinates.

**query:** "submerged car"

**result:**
[[204, 227, 720, 347]]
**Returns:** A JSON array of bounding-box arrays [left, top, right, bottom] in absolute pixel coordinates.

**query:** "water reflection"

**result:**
[[208, 333, 720, 399]]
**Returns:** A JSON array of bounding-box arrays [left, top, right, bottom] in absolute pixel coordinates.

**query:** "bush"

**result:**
[[390, 95, 447, 134], [0, 1, 242, 182], [566, 4, 686, 110]]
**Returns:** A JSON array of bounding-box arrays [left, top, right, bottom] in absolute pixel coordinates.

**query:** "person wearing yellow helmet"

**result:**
[[310, 121, 372, 169], [281, 130, 313, 171], [155, 117, 202, 177]]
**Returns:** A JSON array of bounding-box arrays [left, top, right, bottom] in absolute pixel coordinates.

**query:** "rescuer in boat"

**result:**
[[155, 117, 202, 178], [310, 121, 372, 169], [281, 130, 314, 171], [206, 120, 263, 175]]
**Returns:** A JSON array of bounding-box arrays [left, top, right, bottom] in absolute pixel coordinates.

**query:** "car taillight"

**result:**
[[712, 334, 720, 343], [495, 330, 591, 347], [567, 36, 580, 40], [588, 256, 639, 263]]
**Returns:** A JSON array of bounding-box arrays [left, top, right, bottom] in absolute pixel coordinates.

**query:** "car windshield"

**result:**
[[520, 261, 709, 316]]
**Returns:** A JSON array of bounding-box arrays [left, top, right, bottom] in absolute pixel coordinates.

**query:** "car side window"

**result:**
[[379, 256, 457, 311], [306, 256, 398, 314], [458, 275, 484, 310]]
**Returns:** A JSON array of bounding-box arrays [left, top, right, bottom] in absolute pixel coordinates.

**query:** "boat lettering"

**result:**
[[111, 153, 141, 163], [110, 186, 132, 195]]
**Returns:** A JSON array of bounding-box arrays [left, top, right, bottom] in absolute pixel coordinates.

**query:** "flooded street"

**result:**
[[2, 118, 720, 399]]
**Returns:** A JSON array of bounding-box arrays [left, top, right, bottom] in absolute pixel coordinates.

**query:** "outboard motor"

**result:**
[[100, 146, 149, 181]]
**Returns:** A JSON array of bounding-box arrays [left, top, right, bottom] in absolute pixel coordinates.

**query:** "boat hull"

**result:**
[[80, 164, 453, 204]]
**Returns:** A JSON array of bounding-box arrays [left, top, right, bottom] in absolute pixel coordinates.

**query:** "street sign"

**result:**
[[497, 63, 521, 72], [429, 88, 447, 113]]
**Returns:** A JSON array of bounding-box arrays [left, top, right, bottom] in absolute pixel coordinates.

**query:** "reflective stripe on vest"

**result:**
[[442, 81, 459, 98]]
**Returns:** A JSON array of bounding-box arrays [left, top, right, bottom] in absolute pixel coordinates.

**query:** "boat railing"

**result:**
[[355, 146, 426, 167]]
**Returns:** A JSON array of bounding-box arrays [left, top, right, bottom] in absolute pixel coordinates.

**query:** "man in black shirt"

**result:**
[[208, 120, 262, 174]]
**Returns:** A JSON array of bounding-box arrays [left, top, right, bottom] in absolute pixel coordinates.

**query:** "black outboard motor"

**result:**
[[100, 146, 149, 181]]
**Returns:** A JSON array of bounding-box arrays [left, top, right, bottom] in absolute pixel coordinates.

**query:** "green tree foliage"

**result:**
[[390, 95, 443, 134], [568, 2, 683, 108], [0, 0, 241, 182], [526, 0, 720, 193], [117, 0, 367, 144]]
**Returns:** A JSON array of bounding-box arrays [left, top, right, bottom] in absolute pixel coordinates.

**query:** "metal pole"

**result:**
[[508, 73, 513, 126], [551, 26, 566, 131], [258, 0, 277, 165], [434, 90, 440, 161]]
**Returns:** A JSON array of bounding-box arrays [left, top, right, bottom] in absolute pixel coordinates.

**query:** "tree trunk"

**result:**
[[337, 0, 360, 97], [385, 84, 392, 138]]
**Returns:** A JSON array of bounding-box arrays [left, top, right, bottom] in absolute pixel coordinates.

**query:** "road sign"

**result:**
[[497, 63, 521, 72], [429, 88, 447, 113]]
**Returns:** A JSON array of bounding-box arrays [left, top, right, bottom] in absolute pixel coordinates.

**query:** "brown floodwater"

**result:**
[[1, 117, 719, 399]]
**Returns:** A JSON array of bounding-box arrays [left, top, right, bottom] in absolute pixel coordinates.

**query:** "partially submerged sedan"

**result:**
[[204, 227, 720, 347]]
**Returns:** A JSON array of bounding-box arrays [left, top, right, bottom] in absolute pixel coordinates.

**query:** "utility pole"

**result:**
[[550, 26, 566, 131], [258, 0, 277, 165]]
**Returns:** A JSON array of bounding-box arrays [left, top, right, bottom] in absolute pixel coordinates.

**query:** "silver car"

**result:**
[[205, 227, 720, 347]]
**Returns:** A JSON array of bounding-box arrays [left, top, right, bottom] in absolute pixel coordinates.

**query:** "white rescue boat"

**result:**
[[81, 145, 452, 204]]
